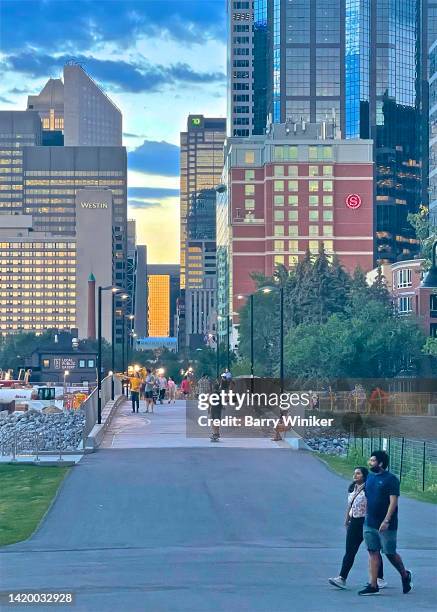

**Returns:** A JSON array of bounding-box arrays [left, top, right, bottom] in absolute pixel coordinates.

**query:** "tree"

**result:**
[[408, 206, 437, 268]]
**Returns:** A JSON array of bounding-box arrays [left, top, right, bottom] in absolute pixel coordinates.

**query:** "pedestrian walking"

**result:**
[[210, 373, 232, 442], [144, 368, 155, 414], [167, 377, 176, 404], [157, 372, 167, 404], [181, 376, 190, 399], [128, 372, 142, 414], [329, 466, 385, 590], [358, 450, 412, 596], [196, 373, 213, 397]]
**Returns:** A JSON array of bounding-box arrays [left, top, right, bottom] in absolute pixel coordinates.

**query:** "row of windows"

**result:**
[[272, 209, 333, 222]]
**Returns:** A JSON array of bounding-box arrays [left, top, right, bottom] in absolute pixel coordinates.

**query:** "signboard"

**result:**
[[53, 357, 77, 370], [345, 194, 362, 210], [190, 116, 203, 130]]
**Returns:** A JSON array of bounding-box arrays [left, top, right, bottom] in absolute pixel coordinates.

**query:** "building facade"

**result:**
[[0, 111, 42, 215], [0, 216, 76, 334], [146, 264, 180, 338], [430, 40, 437, 222], [217, 122, 374, 339], [227, 0, 428, 263]]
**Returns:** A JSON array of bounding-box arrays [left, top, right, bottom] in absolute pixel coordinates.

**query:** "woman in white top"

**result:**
[[329, 467, 385, 590]]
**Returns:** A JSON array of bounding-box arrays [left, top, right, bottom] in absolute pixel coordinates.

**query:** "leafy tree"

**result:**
[[408, 205, 437, 268]]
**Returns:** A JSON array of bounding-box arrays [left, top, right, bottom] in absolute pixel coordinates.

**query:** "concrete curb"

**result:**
[[282, 430, 312, 450], [85, 394, 124, 451]]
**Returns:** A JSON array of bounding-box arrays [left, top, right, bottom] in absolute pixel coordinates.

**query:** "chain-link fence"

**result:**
[[348, 433, 437, 493]]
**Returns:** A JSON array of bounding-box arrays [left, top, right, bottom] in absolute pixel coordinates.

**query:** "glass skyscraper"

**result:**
[[227, 0, 429, 263]]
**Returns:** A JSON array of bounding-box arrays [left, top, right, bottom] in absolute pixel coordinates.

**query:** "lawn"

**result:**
[[316, 453, 437, 505], [0, 464, 70, 546]]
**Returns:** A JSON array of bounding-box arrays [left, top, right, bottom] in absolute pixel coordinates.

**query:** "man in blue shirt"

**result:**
[[358, 450, 413, 596]]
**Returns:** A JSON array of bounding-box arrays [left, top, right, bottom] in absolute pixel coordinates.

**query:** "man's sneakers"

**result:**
[[358, 584, 380, 596], [328, 576, 347, 590], [402, 570, 413, 594]]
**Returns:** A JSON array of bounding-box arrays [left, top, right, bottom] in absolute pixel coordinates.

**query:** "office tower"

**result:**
[[431, 40, 437, 221], [146, 265, 180, 337], [0, 216, 76, 334], [227, 0, 428, 263], [126, 220, 147, 338], [216, 122, 374, 340], [27, 78, 64, 145], [180, 115, 226, 349], [430, 0, 437, 46], [27, 62, 122, 146], [0, 111, 42, 214], [180, 115, 226, 288]]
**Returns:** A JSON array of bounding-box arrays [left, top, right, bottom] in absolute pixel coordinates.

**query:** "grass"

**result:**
[[315, 452, 437, 505], [0, 464, 70, 546]]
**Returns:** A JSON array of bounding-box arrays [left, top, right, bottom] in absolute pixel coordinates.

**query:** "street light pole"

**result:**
[[111, 291, 115, 400], [227, 313, 230, 371], [280, 286, 284, 393], [250, 293, 254, 393], [97, 286, 103, 424], [216, 334, 220, 379]]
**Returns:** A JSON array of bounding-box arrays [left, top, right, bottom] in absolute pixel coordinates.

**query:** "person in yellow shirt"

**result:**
[[129, 372, 142, 413]]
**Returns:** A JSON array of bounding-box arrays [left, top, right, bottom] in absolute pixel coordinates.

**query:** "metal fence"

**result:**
[[82, 375, 121, 438], [348, 433, 437, 492]]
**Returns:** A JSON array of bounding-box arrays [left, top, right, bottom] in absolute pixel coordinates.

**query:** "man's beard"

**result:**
[[370, 465, 380, 473]]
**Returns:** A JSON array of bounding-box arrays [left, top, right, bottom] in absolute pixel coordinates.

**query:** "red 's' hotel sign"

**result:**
[[345, 193, 362, 209]]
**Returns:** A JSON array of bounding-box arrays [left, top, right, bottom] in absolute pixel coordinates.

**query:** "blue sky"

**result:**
[[0, 0, 227, 262]]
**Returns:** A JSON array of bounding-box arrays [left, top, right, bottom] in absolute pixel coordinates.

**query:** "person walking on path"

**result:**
[[210, 373, 233, 442], [144, 368, 155, 414], [196, 373, 213, 398], [329, 467, 385, 590], [181, 376, 190, 399], [167, 377, 176, 404], [128, 372, 142, 414], [157, 372, 167, 404], [358, 450, 412, 596]]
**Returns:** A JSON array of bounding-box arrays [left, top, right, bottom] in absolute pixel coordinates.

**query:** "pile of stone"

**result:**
[[304, 435, 348, 455], [0, 409, 86, 454]]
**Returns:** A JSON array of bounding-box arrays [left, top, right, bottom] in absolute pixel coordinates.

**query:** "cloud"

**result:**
[[0, 95, 12, 104], [123, 132, 148, 139], [128, 140, 179, 177], [0, 0, 226, 54], [128, 199, 163, 210], [2, 53, 225, 94], [128, 187, 179, 200]]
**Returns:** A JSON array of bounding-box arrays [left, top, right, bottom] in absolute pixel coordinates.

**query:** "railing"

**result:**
[[348, 433, 437, 493], [82, 375, 121, 438]]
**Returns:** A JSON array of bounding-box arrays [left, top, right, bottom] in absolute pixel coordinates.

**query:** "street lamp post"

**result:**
[[111, 290, 116, 400], [98, 285, 121, 424], [227, 313, 231, 371], [261, 286, 285, 392]]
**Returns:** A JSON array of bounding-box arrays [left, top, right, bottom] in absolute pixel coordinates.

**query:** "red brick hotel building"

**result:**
[[216, 122, 374, 337]]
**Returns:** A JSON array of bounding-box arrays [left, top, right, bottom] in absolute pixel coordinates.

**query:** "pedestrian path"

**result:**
[[101, 399, 289, 449]]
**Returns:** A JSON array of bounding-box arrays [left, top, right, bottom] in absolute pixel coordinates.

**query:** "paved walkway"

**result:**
[[1, 448, 435, 611], [101, 398, 289, 449]]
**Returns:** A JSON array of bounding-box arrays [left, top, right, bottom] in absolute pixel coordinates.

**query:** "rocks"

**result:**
[[304, 436, 348, 455], [0, 409, 85, 454]]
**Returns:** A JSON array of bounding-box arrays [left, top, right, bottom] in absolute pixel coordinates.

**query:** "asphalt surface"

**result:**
[[1, 447, 436, 612]]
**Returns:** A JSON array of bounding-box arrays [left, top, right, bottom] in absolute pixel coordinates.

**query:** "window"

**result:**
[[274, 145, 298, 161], [274, 255, 285, 265], [323, 210, 333, 222], [309, 181, 319, 192], [323, 225, 333, 236], [274, 210, 284, 221], [274, 180, 284, 191], [396, 269, 412, 288], [398, 296, 412, 314], [244, 151, 255, 164], [323, 195, 333, 206], [288, 195, 298, 206], [274, 240, 284, 251], [274, 195, 284, 206], [274, 225, 284, 236], [323, 146, 333, 160], [245, 170, 255, 180], [288, 255, 299, 267], [245, 199, 255, 210], [274, 165, 284, 177], [42, 359, 50, 368], [309, 210, 319, 221], [287, 166, 298, 176], [289, 240, 298, 251], [245, 184, 255, 196], [309, 226, 319, 236], [309, 240, 319, 253], [288, 210, 298, 221], [324, 240, 334, 252], [87, 359, 95, 368], [309, 166, 319, 176], [323, 181, 333, 192], [79, 359, 86, 368], [288, 180, 298, 191], [323, 166, 333, 176], [308, 146, 318, 161], [288, 226, 298, 237], [309, 195, 319, 206]]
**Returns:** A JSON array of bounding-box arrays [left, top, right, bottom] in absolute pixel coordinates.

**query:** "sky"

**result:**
[[0, 0, 227, 263]]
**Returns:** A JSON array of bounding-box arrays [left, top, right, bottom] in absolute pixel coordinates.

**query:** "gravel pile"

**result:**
[[0, 409, 86, 453], [304, 435, 348, 455]]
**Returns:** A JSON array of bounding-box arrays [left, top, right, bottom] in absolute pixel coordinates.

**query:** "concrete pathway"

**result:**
[[101, 399, 288, 449], [1, 447, 435, 611]]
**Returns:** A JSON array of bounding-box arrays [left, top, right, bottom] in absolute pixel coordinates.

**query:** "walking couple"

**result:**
[[329, 450, 412, 596]]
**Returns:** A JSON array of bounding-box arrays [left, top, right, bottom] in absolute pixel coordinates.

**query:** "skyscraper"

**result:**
[[179, 115, 226, 349], [146, 265, 180, 338], [430, 39, 437, 220], [227, 0, 428, 263], [27, 62, 122, 147]]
